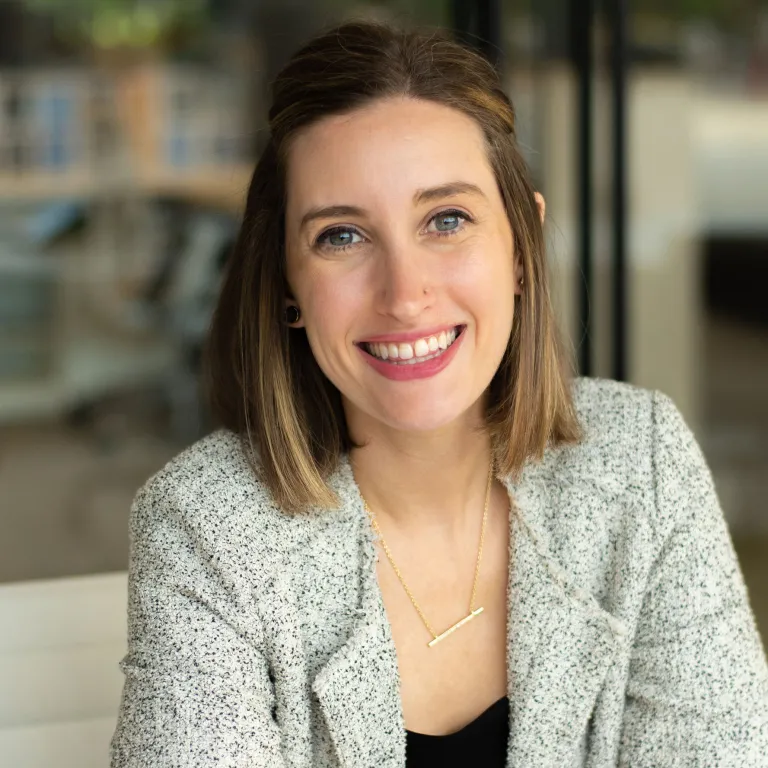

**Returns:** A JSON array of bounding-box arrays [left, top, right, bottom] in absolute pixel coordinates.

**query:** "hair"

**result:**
[[205, 20, 582, 514]]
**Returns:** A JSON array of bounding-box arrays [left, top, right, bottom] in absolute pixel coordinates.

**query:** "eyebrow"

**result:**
[[300, 205, 363, 230], [413, 181, 486, 205], [298, 181, 487, 230]]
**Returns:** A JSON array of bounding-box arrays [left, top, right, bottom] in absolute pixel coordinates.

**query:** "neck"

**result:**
[[347, 410, 493, 540]]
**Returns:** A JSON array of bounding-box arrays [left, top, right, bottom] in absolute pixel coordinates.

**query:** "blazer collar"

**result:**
[[310, 454, 627, 768]]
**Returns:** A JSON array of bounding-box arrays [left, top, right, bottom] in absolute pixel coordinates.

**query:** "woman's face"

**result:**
[[284, 96, 524, 436]]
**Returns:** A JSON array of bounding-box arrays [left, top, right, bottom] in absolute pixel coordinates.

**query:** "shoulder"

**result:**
[[568, 375, 695, 475], [520, 377, 706, 566], [551, 376, 659, 493], [571, 375, 655, 445], [136, 428, 276, 518], [129, 429, 306, 576]]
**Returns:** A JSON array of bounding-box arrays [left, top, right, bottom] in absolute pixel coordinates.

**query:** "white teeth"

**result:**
[[398, 343, 414, 360], [365, 327, 461, 363]]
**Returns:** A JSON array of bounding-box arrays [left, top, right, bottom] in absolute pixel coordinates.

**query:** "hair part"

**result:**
[[205, 20, 582, 514]]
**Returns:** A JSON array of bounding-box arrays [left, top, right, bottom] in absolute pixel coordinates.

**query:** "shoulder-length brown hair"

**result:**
[[205, 20, 582, 513]]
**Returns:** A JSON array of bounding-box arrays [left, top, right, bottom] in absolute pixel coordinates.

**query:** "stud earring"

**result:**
[[519, 277, 524, 287], [284, 305, 301, 324]]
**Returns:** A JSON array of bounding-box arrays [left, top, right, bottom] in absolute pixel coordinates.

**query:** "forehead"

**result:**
[[284, 97, 495, 211]]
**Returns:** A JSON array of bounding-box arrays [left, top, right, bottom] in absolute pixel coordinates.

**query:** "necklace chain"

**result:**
[[361, 459, 494, 647]]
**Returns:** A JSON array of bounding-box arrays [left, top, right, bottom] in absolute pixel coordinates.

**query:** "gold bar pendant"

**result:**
[[427, 606, 484, 647]]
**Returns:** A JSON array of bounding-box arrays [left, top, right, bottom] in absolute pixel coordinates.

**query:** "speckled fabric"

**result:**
[[110, 376, 768, 767]]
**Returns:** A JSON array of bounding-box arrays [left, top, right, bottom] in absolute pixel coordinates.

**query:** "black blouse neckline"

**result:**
[[405, 695, 509, 739]]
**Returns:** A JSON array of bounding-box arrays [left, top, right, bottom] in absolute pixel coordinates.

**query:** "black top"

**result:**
[[405, 695, 510, 766]]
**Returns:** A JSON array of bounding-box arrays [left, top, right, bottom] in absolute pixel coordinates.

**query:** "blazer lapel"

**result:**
[[311, 459, 407, 768], [502, 468, 628, 767]]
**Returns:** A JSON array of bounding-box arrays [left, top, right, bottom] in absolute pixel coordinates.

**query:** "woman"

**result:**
[[110, 21, 768, 768]]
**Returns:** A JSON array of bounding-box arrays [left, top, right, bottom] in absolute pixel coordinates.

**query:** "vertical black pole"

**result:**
[[476, 0, 502, 68], [571, 0, 595, 376], [451, 0, 474, 48], [451, 0, 502, 70], [608, 0, 628, 381]]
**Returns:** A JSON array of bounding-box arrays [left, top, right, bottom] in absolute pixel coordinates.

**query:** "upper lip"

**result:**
[[357, 324, 463, 344]]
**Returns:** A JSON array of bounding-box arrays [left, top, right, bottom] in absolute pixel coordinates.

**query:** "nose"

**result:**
[[373, 244, 434, 323]]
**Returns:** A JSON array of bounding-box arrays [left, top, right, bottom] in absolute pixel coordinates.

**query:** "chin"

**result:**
[[372, 391, 480, 434]]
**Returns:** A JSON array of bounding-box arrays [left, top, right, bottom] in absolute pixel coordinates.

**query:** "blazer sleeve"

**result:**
[[109, 477, 288, 768], [618, 390, 768, 767]]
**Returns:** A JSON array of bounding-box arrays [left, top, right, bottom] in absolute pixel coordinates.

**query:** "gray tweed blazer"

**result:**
[[110, 377, 768, 767]]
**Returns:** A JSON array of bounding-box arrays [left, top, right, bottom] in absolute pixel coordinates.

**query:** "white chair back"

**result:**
[[0, 571, 127, 768]]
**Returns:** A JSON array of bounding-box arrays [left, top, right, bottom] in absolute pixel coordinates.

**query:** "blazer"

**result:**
[[110, 376, 768, 767]]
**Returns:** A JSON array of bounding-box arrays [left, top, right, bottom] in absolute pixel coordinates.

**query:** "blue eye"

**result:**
[[428, 209, 470, 236], [316, 227, 363, 250], [435, 213, 460, 231]]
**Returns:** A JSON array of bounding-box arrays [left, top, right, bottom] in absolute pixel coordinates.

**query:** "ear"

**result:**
[[284, 298, 306, 328], [513, 256, 524, 296], [534, 191, 546, 225]]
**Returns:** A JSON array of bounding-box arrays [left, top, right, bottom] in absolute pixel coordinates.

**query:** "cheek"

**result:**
[[454, 236, 515, 305], [309, 270, 366, 316], [465, 243, 516, 348], [298, 268, 368, 350]]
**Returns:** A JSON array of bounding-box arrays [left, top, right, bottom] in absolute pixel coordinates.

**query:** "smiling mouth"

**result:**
[[359, 325, 465, 364]]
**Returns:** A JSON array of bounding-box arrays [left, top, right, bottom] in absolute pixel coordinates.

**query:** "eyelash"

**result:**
[[314, 209, 473, 252]]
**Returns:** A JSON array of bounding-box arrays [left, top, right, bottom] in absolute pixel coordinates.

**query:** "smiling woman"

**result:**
[[205, 27, 581, 515], [110, 20, 768, 768]]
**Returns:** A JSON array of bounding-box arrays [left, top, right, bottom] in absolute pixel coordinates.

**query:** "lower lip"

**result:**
[[357, 328, 465, 381]]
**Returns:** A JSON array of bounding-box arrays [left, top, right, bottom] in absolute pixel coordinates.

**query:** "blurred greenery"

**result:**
[[504, 0, 768, 26], [321, 0, 450, 26], [17, 0, 768, 52], [633, 0, 766, 25], [384, 0, 450, 25], [21, 0, 209, 50]]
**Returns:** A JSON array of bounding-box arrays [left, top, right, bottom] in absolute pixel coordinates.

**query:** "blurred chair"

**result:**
[[0, 572, 127, 768], [154, 204, 234, 440], [65, 199, 235, 443]]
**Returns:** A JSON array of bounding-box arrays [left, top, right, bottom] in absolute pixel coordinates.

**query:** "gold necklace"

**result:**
[[361, 458, 494, 648]]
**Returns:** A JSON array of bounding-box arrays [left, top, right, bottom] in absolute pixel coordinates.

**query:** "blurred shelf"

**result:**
[[0, 172, 100, 201], [141, 165, 252, 212], [0, 164, 252, 213]]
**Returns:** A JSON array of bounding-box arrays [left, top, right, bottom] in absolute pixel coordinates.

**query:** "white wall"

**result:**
[[508, 65, 703, 428]]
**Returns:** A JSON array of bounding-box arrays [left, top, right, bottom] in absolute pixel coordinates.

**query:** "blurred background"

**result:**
[[0, 0, 766, 757]]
